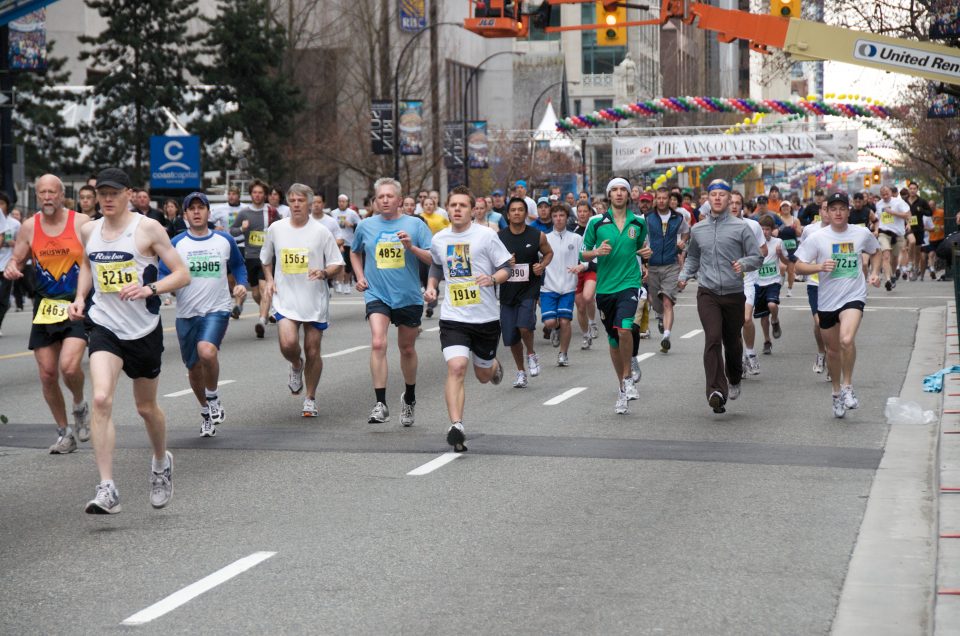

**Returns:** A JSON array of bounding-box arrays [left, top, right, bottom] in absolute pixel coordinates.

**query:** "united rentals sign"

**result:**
[[612, 130, 857, 171]]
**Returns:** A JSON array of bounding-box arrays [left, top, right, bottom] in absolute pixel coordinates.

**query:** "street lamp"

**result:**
[[528, 80, 579, 131], [393, 21, 464, 180], [461, 50, 525, 188]]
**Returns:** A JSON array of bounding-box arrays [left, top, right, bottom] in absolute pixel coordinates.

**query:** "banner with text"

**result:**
[[612, 130, 858, 171], [399, 0, 426, 32], [398, 100, 423, 156], [370, 100, 394, 155]]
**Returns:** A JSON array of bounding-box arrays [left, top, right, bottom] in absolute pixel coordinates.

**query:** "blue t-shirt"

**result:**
[[352, 214, 432, 308], [531, 219, 552, 233]]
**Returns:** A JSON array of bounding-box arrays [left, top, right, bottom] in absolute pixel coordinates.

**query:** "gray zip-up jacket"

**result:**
[[679, 211, 762, 295]]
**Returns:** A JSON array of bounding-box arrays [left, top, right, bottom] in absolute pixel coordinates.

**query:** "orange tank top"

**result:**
[[32, 209, 83, 299]]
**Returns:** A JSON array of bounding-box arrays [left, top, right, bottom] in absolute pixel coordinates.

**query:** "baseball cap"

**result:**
[[95, 167, 131, 190], [515, 180, 528, 189], [814, 188, 825, 196], [779, 200, 792, 210], [492, 189, 504, 196], [639, 192, 653, 202], [537, 196, 550, 206], [756, 195, 768, 204], [182, 192, 209, 210], [826, 192, 849, 207]]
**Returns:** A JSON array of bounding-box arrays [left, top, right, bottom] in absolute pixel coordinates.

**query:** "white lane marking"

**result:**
[[164, 380, 235, 398], [120, 551, 276, 625], [680, 329, 703, 339], [407, 452, 463, 476], [423, 326, 440, 332], [321, 345, 370, 358], [543, 387, 588, 406], [636, 352, 656, 362]]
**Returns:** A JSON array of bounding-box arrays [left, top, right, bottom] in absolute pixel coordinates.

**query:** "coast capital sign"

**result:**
[[150, 135, 201, 189]]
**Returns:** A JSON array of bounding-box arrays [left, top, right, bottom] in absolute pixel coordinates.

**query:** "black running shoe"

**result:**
[[447, 422, 467, 452], [708, 391, 726, 414]]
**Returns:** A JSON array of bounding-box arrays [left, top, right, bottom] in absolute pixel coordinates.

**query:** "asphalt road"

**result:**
[[0, 280, 953, 634]]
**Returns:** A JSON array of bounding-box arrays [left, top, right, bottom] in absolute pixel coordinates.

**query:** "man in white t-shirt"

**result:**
[[874, 185, 911, 291], [261, 184, 344, 418], [795, 192, 881, 419], [330, 194, 362, 294], [799, 214, 831, 376], [425, 185, 510, 452]]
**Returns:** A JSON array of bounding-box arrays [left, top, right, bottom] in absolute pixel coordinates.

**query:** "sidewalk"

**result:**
[[832, 304, 945, 635], [936, 302, 960, 634]]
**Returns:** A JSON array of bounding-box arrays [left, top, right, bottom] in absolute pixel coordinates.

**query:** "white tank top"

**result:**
[[87, 214, 161, 339]]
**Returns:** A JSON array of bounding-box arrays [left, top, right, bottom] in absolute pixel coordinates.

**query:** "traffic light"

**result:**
[[872, 166, 881, 184], [596, 1, 627, 47], [863, 175, 871, 189], [770, 0, 800, 18]]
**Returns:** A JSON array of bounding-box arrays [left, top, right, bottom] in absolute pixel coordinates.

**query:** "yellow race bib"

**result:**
[[880, 211, 894, 225], [280, 247, 309, 274], [33, 298, 70, 325], [248, 230, 265, 247], [375, 241, 404, 269], [448, 280, 480, 307], [96, 260, 137, 293]]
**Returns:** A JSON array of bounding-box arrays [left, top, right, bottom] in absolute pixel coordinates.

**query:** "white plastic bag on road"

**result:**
[[884, 398, 936, 425]]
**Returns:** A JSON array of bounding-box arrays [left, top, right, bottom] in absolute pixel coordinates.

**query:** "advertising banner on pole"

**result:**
[[371, 100, 394, 155], [443, 121, 464, 169], [398, 100, 423, 156], [612, 130, 858, 171], [466, 121, 489, 169], [399, 0, 426, 32]]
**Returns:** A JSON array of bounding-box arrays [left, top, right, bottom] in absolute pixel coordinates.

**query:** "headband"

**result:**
[[706, 180, 732, 193], [606, 177, 630, 196]]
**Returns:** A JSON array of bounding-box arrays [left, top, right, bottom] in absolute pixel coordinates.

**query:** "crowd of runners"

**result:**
[[0, 167, 952, 514]]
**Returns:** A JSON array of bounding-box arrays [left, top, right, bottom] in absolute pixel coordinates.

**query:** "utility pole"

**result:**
[[0, 26, 14, 204], [429, 0, 440, 191]]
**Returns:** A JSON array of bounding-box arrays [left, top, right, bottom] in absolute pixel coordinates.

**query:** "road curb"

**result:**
[[936, 302, 960, 635], [832, 304, 944, 636]]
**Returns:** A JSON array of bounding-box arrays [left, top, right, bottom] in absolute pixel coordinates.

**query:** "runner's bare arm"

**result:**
[[2, 217, 32, 280]]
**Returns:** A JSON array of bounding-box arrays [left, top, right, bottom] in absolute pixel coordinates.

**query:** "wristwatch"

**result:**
[[148, 283, 158, 296]]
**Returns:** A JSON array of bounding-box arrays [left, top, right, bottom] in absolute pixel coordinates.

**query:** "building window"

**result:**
[[581, 5, 626, 75], [594, 99, 612, 111], [446, 61, 479, 121]]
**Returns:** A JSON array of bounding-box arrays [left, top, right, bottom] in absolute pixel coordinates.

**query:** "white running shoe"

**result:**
[[85, 482, 121, 515], [589, 322, 599, 339], [624, 377, 639, 401], [367, 401, 389, 423], [527, 353, 541, 377], [557, 352, 569, 367], [630, 356, 641, 382], [399, 395, 415, 427], [728, 383, 741, 400], [150, 451, 174, 509], [200, 413, 217, 437], [49, 433, 77, 454], [615, 390, 629, 414], [302, 398, 319, 418], [745, 354, 760, 376], [581, 334, 592, 350], [73, 401, 90, 442], [832, 393, 846, 418], [208, 399, 224, 425], [841, 386, 859, 410], [550, 329, 560, 348], [813, 353, 825, 374], [288, 360, 304, 394], [513, 370, 528, 388]]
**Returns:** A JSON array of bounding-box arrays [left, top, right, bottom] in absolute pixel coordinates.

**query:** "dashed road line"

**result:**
[[120, 551, 277, 625], [544, 387, 588, 406], [407, 452, 463, 476], [636, 352, 656, 362], [680, 329, 703, 339], [321, 345, 370, 358], [164, 380, 235, 398], [423, 326, 440, 332]]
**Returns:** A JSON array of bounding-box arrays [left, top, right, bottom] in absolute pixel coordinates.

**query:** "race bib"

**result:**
[[910, 217, 919, 227], [880, 211, 894, 225], [248, 230, 265, 247], [758, 262, 779, 278], [813, 215, 821, 224], [448, 280, 481, 307], [508, 263, 529, 282], [338, 216, 346, 228], [96, 260, 137, 293], [188, 254, 222, 278], [33, 298, 70, 325], [781, 239, 797, 250], [831, 251, 860, 279], [280, 247, 309, 274], [375, 241, 404, 269]]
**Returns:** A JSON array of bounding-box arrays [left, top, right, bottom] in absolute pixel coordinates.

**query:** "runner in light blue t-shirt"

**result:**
[[350, 178, 434, 427]]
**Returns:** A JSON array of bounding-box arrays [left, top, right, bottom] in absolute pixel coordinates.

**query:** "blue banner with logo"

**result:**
[[399, 0, 426, 32], [150, 136, 201, 189]]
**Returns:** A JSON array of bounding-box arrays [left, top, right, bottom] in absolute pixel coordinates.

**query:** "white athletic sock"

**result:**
[[200, 405, 210, 415], [663, 330, 671, 338], [151, 454, 170, 473], [205, 389, 219, 401], [101, 479, 116, 491], [745, 348, 756, 356]]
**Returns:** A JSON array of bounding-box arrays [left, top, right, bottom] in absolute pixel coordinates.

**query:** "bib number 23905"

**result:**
[[97, 261, 137, 293], [448, 281, 480, 307]]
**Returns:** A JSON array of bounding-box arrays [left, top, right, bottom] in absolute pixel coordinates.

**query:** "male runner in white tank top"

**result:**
[[68, 168, 191, 515]]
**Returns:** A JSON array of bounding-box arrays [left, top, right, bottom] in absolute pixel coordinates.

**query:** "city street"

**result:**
[[0, 281, 952, 634]]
